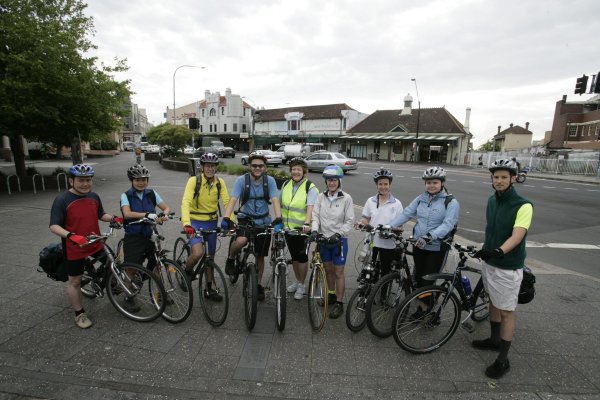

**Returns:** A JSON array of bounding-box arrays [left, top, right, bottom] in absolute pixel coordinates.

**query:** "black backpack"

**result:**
[[193, 175, 222, 217], [38, 243, 68, 282], [240, 173, 271, 207], [444, 194, 458, 239]]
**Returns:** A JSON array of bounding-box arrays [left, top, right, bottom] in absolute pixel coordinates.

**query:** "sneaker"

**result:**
[[409, 308, 427, 322], [257, 284, 265, 301], [185, 269, 196, 282], [329, 302, 344, 319], [225, 258, 236, 275], [287, 281, 299, 293], [204, 288, 223, 302], [74, 312, 92, 329], [485, 359, 510, 379], [472, 338, 501, 351], [294, 284, 305, 300], [122, 297, 141, 313]]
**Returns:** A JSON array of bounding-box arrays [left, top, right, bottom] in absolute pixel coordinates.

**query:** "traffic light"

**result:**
[[188, 118, 199, 129], [574, 75, 588, 95], [594, 73, 600, 93]]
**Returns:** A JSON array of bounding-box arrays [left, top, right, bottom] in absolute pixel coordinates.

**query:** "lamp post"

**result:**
[[411, 78, 421, 162], [242, 96, 256, 151], [173, 65, 205, 147]]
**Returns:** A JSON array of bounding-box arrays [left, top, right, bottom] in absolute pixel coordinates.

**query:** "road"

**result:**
[[222, 155, 600, 278]]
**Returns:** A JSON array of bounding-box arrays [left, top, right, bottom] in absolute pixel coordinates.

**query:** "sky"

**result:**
[[85, 0, 600, 147]]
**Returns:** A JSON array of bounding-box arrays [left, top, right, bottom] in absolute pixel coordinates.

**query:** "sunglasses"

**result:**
[[250, 164, 265, 169]]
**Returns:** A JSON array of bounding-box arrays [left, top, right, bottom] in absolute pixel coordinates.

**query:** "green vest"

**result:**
[[484, 186, 532, 270], [281, 179, 316, 229]]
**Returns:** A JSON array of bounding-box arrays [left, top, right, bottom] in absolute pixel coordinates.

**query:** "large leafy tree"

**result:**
[[147, 123, 192, 151], [0, 0, 131, 176]]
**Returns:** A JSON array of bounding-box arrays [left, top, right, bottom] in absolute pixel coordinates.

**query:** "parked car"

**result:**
[[192, 147, 213, 158], [146, 144, 161, 153], [304, 151, 358, 173], [139, 142, 150, 152], [212, 146, 236, 158], [183, 146, 195, 155], [240, 150, 283, 167], [123, 141, 135, 151], [282, 143, 325, 163]]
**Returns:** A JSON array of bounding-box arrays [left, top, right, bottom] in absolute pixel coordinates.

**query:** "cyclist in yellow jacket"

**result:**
[[180, 153, 230, 300]]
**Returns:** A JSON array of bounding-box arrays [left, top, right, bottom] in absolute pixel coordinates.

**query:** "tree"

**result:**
[[0, 0, 131, 175], [477, 139, 500, 152], [147, 123, 192, 153]]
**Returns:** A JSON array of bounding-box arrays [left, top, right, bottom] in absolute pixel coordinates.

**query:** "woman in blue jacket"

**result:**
[[390, 167, 459, 287]]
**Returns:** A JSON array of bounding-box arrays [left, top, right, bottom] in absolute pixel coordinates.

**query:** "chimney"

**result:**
[[464, 107, 471, 133], [510, 123, 514, 128], [498, 125, 501, 134], [205, 90, 210, 100], [525, 121, 530, 131], [225, 88, 231, 97], [401, 93, 413, 115]]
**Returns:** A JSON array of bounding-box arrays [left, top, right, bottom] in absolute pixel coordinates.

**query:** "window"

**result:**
[[568, 126, 577, 137], [233, 123, 238, 132], [289, 120, 298, 130], [209, 108, 216, 116], [221, 107, 224, 115], [209, 124, 213, 133], [224, 124, 227, 132], [243, 108, 246, 116], [202, 109, 205, 117], [200, 125, 203, 133]]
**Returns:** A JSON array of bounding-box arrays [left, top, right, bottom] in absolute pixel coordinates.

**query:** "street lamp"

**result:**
[[173, 64, 205, 147], [411, 78, 421, 162], [242, 96, 256, 151]]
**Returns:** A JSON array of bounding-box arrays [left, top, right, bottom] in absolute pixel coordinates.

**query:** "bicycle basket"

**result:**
[[38, 243, 68, 282]]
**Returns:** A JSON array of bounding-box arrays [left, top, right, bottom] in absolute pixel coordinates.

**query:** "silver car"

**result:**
[[304, 151, 358, 173]]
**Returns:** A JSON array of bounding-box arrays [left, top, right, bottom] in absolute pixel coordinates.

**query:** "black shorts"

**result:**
[[285, 234, 308, 263], [372, 247, 396, 276], [236, 226, 271, 258], [123, 235, 156, 269], [64, 250, 106, 277]]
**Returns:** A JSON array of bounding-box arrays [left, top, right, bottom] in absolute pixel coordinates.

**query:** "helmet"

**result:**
[[322, 165, 344, 180], [248, 151, 267, 164], [68, 164, 95, 177], [288, 157, 307, 169], [200, 152, 219, 164], [373, 168, 393, 183], [489, 159, 518, 175], [422, 166, 446, 181], [127, 164, 150, 180]]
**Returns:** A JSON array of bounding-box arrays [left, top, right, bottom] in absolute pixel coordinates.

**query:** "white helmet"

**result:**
[[422, 166, 446, 181]]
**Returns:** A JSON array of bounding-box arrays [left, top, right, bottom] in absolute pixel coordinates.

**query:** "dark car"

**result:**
[[212, 146, 236, 158], [192, 147, 213, 158]]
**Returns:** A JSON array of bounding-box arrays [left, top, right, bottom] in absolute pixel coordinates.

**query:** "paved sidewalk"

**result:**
[[0, 155, 598, 399]]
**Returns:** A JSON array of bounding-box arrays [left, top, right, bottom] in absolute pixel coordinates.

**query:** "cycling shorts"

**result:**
[[189, 219, 218, 255], [319, 237, 348, 266]]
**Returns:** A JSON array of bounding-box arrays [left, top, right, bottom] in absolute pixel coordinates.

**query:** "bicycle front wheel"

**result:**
[[307, 264, 328, 332], [365, 271, 410, 338], [392, 286, 461, 354], [243, 256, 258, 330], [155, 259, 193, 324], [275, 263, 287, 331], [173, 237, 190, 267], [106, 262, 166, 322], [198, 259, 229, 327], [346, 286, 370, 332]]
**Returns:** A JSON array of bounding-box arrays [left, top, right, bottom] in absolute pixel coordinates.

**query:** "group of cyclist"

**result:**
[[49, 153, 531, 380]]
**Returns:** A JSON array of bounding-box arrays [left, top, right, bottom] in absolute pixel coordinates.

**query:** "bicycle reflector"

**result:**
[[417, 293, 433, 300]]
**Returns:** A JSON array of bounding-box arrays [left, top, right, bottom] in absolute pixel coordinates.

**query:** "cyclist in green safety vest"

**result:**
[[280, 157, 319, 300]]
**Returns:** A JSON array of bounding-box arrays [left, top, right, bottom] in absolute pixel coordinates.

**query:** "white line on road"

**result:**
[[564, 188, 577, 190], [543, 186, 556, 189], [527, 242, 600, 250]]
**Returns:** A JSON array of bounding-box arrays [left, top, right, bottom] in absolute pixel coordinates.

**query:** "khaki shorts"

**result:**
[[481, 262, 523, 311]]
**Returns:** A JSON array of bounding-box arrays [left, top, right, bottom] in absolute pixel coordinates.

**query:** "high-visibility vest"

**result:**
[[281, 179, 315, 229]]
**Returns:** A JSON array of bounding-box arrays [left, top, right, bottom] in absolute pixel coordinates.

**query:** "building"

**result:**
[[252, 104, 368, 151], [492, 123, 533, 152], [548, 94, 600, 150], [342, 94, 471, 162]]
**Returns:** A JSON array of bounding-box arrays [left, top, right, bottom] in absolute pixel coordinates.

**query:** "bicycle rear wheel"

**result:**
[[346, 286, 370, 332], [198, 259, 229, 327], [392, 286, 461, 354], [106, 262, 166, 322], [155, 259, 193, 324], [471, 286, 490, 322], [366, 271, 410, 338], [275, 263, 287, 331], [243, 255, 258, 330], [307, 264, 328, 332], [173, 237, 190, 267]]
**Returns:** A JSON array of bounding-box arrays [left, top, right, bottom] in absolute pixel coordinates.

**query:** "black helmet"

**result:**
[[373, 167, 393, 183], [489, 159, 518, 175], [288, 157, 307, 169], [127, 164, 151, 180]]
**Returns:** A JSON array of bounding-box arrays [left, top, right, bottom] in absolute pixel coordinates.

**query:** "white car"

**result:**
[[140, 142, 150, 152], [146, 144, 161, 153], [183, 146, 195, 155], [240, 150, 283, 167]]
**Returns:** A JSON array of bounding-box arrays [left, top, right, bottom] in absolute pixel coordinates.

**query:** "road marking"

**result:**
[[587, 189, 600, 192], [527, 242, 600, 250], [463, 180, 475, 183], [564, 188, 577, 190], [543, 186, 556, 189]]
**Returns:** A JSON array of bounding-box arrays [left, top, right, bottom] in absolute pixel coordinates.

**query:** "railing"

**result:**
[[6, 175, 21, 195], [56, 173, 68, 192], [32, 174, 45, 194]]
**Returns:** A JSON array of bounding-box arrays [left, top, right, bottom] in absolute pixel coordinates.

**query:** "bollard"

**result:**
[[32, 174, 46, 194], [6, 175, 21, 195], [56, 173, 68, 192]]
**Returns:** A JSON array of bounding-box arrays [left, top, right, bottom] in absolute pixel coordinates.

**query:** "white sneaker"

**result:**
[[74, 312, 92, 329], [287, 281, 299, 293], [294, 284, 305, 300]]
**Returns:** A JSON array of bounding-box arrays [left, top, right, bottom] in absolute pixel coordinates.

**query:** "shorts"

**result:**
[[481, 262, 523, 311], [189, 219, 218, 255], [123, 235, 156, 269], [64, 250, 106, 277], [285, 234, 309, 263], [319, 237, 348, 266]]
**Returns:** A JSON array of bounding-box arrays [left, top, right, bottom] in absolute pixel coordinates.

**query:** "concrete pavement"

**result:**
[[0, 154, 599, 399]]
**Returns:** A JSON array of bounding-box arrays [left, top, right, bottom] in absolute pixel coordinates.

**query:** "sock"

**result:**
[[490, 321, 501, 344], [75, 309, 85, 317], [206, 282, 213, 291], [497, 339, 511, 362], [328, 290, 336, 303]]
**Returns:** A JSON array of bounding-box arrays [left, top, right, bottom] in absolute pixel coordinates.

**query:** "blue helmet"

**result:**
[[322, 165, 344, 180], [69, 164, 95, 177]]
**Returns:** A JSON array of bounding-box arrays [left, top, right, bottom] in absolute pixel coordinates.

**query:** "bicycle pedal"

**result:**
[[460, 321, 475, 333]]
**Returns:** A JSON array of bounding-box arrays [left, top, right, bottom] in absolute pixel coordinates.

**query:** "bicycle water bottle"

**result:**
[[461, 275, 472, 297], [358, 239, 370, 262]]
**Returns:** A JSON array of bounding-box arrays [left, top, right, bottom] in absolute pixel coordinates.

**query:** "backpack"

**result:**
[[193, 175, 222, 217], [38, 243, 68, 282], [518, 266, 536, 304], [282, 178, 315, 203], [240, 173, 271, 207], [444, 194, 458, 239]]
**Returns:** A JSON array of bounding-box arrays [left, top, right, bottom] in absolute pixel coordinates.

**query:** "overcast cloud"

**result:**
[[86, 0, 599, 146]]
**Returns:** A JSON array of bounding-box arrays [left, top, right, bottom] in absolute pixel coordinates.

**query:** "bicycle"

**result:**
[[268, 227, 290, 331], [80, 223, 167, 322], [172, 227, 229, 327], [306, 233, 328, 332], [118, 214, 194, 324], [392, 242, 490, 354], [363, 232, 415, 338]]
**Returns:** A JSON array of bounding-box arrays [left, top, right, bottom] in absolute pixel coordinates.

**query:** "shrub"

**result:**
[[52, 167, 67, 176], [26, 166, 39, 176], [226, 165, 247, 175]]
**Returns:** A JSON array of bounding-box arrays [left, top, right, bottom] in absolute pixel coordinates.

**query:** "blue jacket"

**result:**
[[390, 191, 459, 251], [123, 187, 156, 237]]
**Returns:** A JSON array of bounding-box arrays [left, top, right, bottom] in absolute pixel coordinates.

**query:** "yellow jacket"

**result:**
[[181, 175, 229, 226]]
